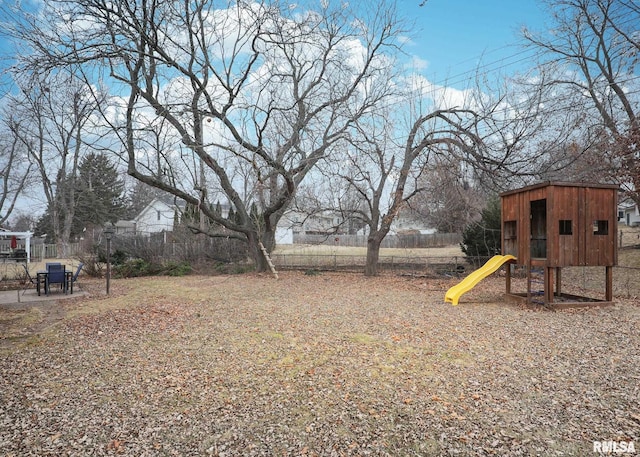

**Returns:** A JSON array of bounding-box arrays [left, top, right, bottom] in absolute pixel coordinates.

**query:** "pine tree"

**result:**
[[73, 153, 126, 228], [35, 153, 127, 239], [460, 196, 501, 266]]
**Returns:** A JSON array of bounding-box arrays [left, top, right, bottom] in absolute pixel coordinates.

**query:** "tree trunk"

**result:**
[[365, 233, 383, 276], [262, 227, 276, 254], [246, 230, 270, 272]]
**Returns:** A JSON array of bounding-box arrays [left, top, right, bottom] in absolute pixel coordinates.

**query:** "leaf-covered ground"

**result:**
[[1, 273, 639, 456]]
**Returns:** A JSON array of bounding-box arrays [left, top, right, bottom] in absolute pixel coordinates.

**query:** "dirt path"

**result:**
[[0, 301, 68, 348], [0, 279, 100, 350]]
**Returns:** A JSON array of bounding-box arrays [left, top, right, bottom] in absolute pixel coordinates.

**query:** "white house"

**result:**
[[390, 208, 436, 235], [619, 199, 640, 226], [137, 197, 181, 234], [284, 210, 346, 236], [115, 196, 334, 246], [123, 197, 181, 236]]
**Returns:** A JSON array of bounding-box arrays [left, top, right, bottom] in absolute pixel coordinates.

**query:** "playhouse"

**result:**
[[500, 181, 618, 306]]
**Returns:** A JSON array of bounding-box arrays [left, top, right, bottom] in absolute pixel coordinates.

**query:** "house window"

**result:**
[[559, 220, 572, 235], [593, 220, 608, 235], [157, 210, 161, 221]]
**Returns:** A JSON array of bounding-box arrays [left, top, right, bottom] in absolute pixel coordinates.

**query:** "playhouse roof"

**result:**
[[500, 181, 619, 197]]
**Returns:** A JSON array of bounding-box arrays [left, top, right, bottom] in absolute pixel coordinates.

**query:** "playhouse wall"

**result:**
[[547, 185, 581, 266], [583, 186, 618, 266], [501, 182, 618, 268]]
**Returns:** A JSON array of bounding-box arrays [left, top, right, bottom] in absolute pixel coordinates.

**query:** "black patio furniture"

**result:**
[[37, 263, 74, 296], [22, 264, 46, 295]]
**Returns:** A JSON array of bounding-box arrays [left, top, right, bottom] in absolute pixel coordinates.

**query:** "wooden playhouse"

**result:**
[[500, 181, 619, 307]]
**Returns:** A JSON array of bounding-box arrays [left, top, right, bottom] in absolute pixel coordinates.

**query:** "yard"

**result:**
[[1, 270, 638, 456]]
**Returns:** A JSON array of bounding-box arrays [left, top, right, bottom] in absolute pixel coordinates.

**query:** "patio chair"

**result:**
[[46, 263, 66, 294], [21, 264, 44, 295], [71, 263, 84, 289]]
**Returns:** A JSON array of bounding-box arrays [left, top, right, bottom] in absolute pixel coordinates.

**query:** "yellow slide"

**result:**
[[444, 255, 516, 306]]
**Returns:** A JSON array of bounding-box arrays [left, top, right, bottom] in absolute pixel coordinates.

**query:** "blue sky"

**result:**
[[1, 0, 554, 220], [0, 1, 549, 93], [397, 0, 548, 88]]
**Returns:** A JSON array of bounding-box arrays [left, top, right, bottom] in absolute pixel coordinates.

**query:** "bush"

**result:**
[[113, 259, 193, 278], [164, 261, 192, 276], [211, 261, 253, 275], [111, 249, 129, 266], [460, 196, 501, 266], [114, 258, 153, 278], [77, 252, 103, 278]]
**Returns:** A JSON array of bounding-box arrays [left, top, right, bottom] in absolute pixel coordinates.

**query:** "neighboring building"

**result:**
[[134, 197, 181, 235], [390, 207, 436, 235], [114, 220, 136, 236], [114, 197, 183, 237], [618, 199, 640, 226], [285, 210, 345, 236]]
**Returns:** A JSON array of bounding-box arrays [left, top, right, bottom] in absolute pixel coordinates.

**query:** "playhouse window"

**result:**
[[559, 220, 572, 235], [593, 220, 608, 235]]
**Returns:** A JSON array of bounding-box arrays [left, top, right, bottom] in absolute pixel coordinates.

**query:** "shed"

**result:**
[[500, 181, 618, 306]]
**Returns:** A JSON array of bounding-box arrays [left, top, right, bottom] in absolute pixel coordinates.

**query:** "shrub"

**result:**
[[113, 258, 193, 278], [114, 258, 153, 278], [78, 251, 102, 278], [460, 196, 501, 266], [164, 261, 192, 276]]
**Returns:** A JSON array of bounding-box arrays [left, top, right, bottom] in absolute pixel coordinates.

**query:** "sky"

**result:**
[[0, 0, 553, 222], [396, 0, 548, 88], [0, 0, 550, 96]]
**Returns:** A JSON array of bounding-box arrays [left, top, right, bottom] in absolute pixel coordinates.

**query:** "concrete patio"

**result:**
[[0, 287, 87, 307]]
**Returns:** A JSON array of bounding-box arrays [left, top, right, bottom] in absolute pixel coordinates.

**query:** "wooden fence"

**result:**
[[28, 243, 82, 261], [293, 232, 461, 248], [271, 253, 467, 275]]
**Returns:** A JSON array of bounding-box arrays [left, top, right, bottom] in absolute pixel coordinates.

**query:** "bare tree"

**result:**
[[615, 125, 640, 203], [408, 156, 484, 233], [324, 102, 485, 276], [0, 115, 34, 227], [523, 0, 639, 199], [5, 0, 402, 271], [5, 70, 105, 255]]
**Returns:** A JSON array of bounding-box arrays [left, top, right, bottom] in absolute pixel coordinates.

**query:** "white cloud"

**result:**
[[407, 55, 429, 71], [397, 35, 415, 46]]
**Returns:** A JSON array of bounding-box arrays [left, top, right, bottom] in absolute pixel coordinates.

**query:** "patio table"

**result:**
[[37, 269, 73, 296]]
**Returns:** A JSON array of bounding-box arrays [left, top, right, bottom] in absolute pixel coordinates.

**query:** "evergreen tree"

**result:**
[[33, 206, 54, 239], [34, 153, 125, 239], [74, 153, 126, 229], [460, 196, 501, 266]]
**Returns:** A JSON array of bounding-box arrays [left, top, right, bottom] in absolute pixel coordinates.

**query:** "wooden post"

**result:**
[[545, 267, 554, 305], [526, 263, 532, 303], [605, 266, 613, 302], [556, 267, 562, 297]]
